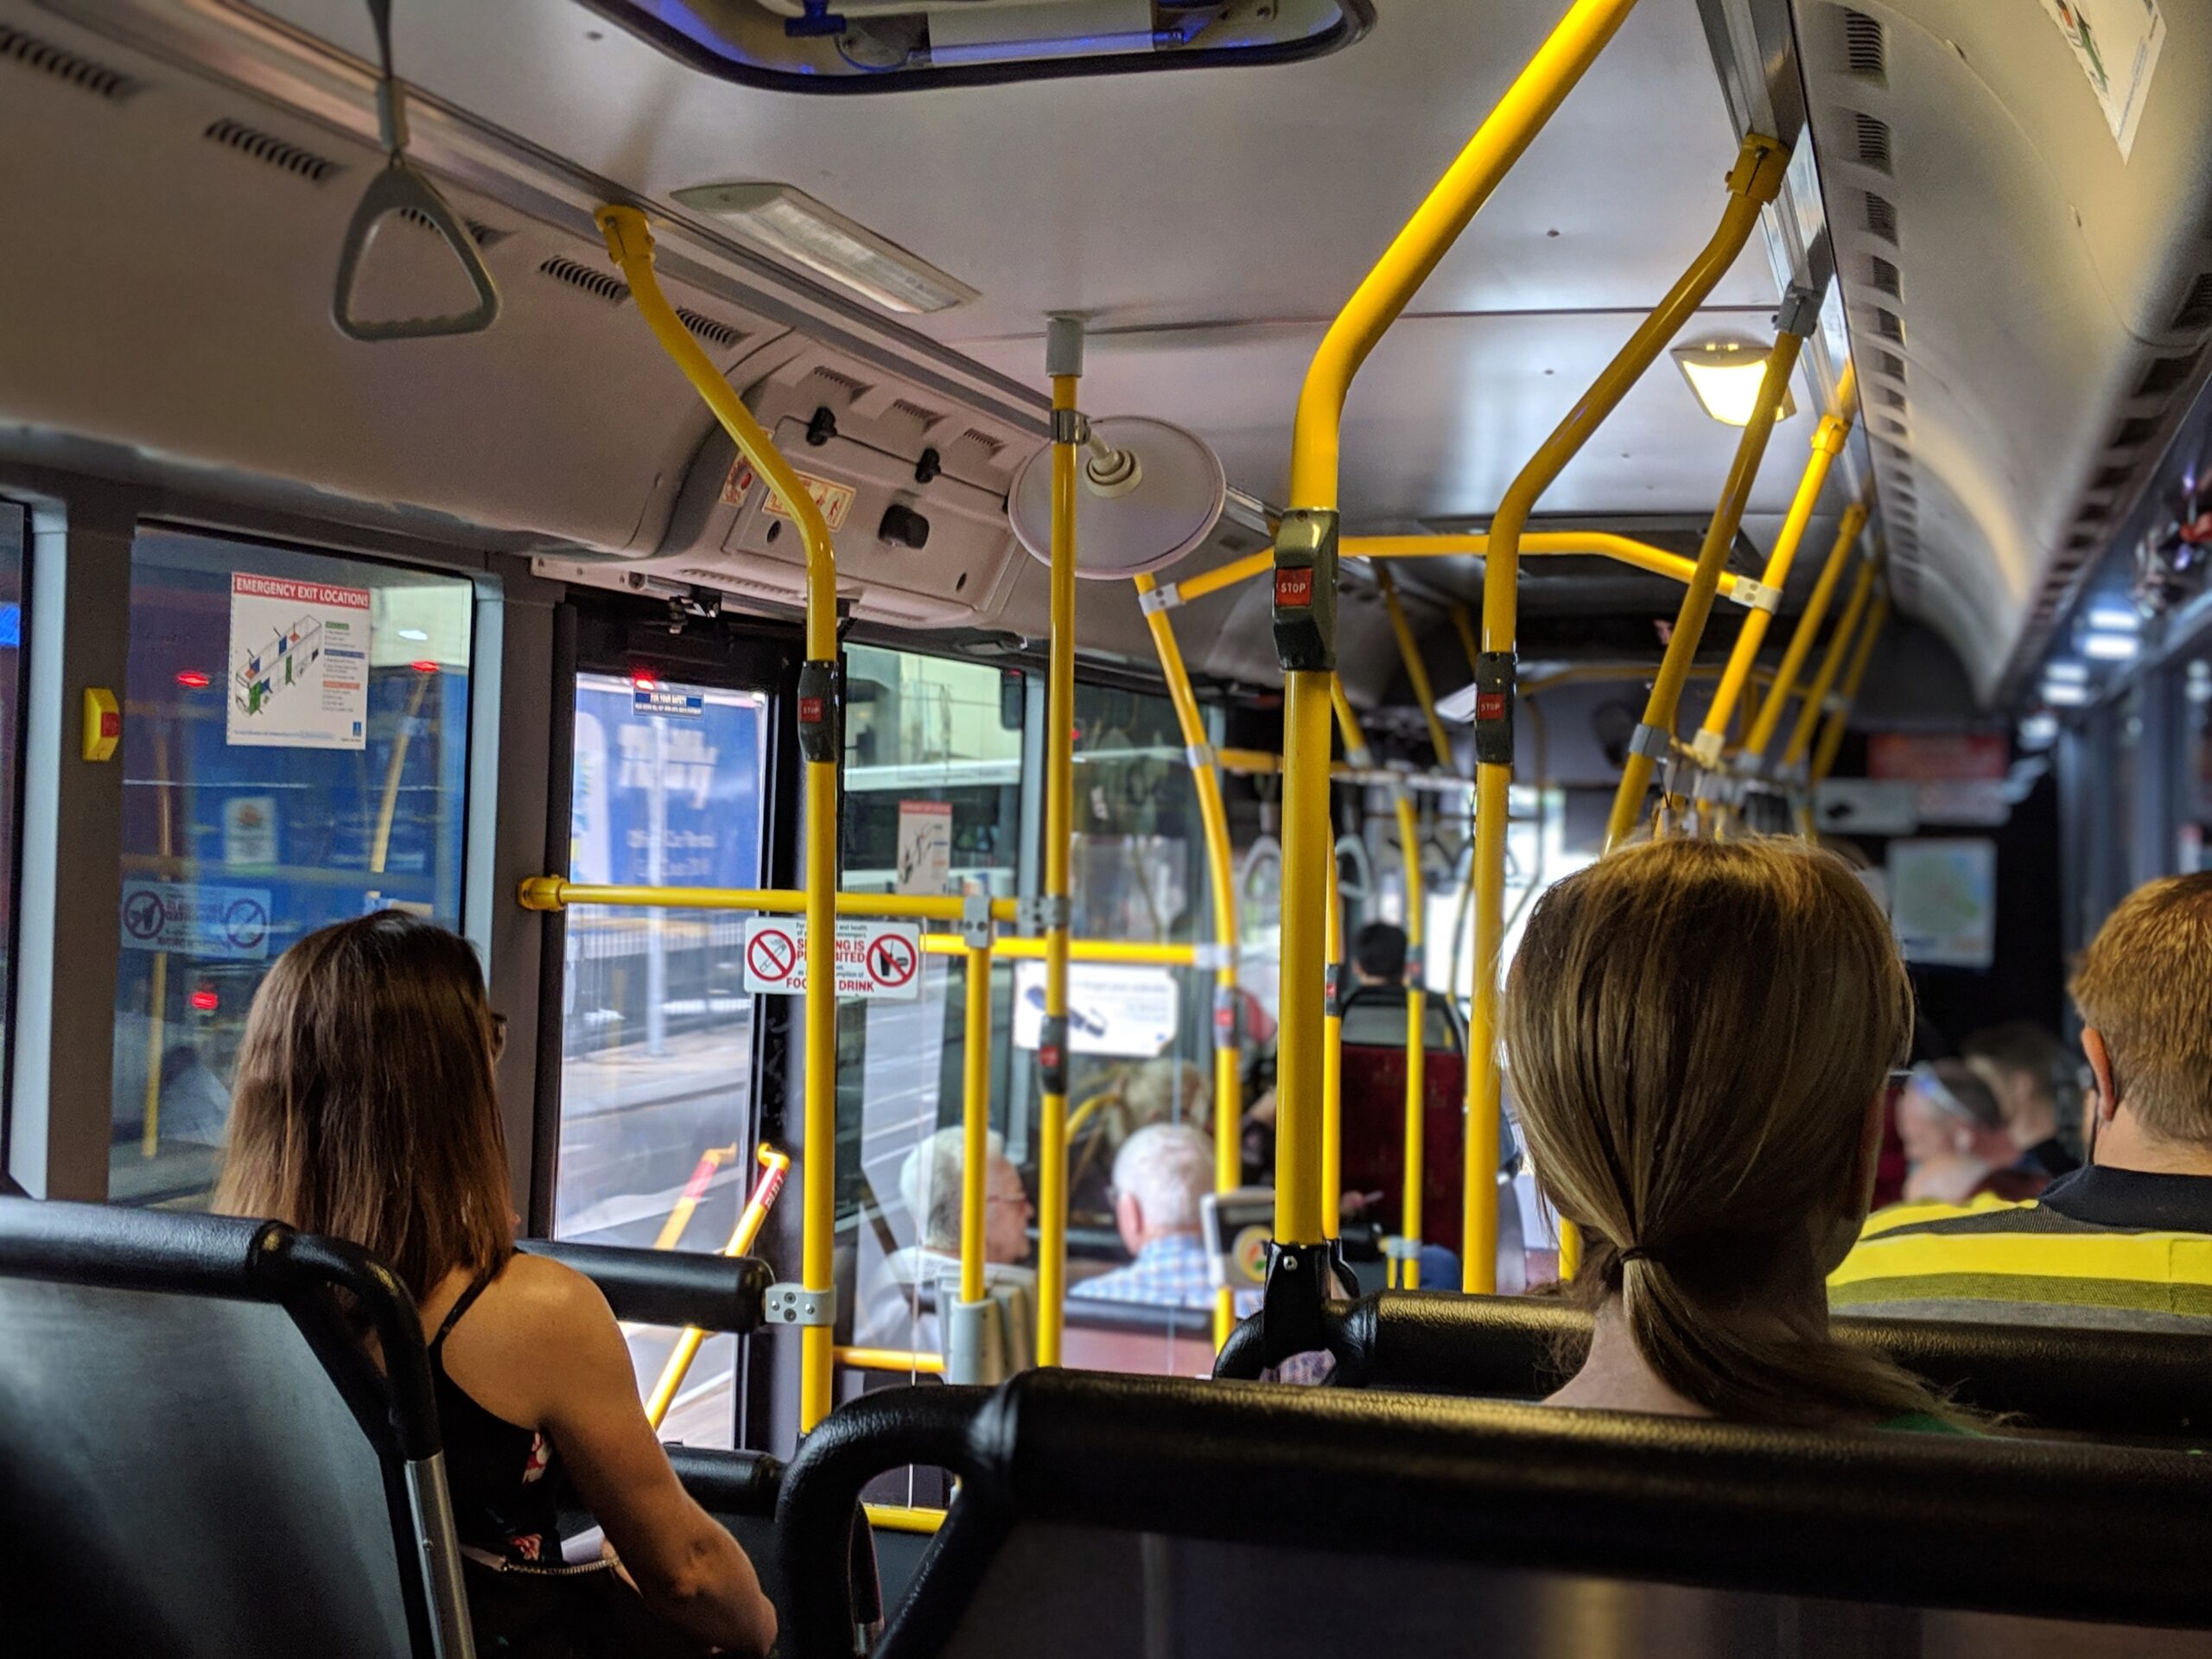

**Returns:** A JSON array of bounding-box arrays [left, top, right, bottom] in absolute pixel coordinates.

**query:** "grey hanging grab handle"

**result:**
[[331, 0, 499, 342]]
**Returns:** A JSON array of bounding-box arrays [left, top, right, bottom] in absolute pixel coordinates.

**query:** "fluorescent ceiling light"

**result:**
[[673, 183, 979, 315], [2043, 660, 2089, 683], [2085, 603, 2139, 632], [2042, 682, 2090, 706], [2018, 714, 2060, 748], [2083, 632, 2139, 660], [1670, 339, 1799, 427]]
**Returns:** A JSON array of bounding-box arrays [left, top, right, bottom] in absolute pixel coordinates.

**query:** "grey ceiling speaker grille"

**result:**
[[1851, 112, 1893, 172], [2171, 272, 2212, 334], [2138, 353, 2200, 397], [202, 118, 342, 184], [676, 308, 743, 349], [537, 255, 631, 306], [1840, 9, 1886, 79], [0, 22, 143, 101], [805, 365, 871, 397], [955, 427, 1006, 459], [1868, 255, 1902, 296], [1863, 193, 1899, 244], [396, 207, 505, 248]]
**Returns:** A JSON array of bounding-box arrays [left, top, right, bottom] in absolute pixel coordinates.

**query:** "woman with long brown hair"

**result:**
[[217, 910, 775, 1656], [1503, 837, 1956, 1429]]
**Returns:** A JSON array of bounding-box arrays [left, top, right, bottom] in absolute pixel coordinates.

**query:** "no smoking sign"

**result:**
[[742, 917, 923, 1002]]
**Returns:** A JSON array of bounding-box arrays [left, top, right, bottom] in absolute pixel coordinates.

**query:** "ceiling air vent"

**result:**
[[1868, 255, 1902, 297], [804, 365, 872, 398], [954, 427, 1006, 461], [537, 255, 630, 306], [676, 308, 743, 350], [1863, 193, 1899, 244], [1851, 112, 1892, 173], [2170, 272, 2212, 334], [1874, 350, 1906, 380], [1870, 308, 1905, 342], [397, 207, 505, 247], [1874, 386, 1907, 411], [2091, 462, 2133, 493], [1840, 9, 1886, 79], [2112, 415, 2158, 448], [2138, 352, 2201, 397], [203, 118, 342, 185], [0, 22, 143, 102]]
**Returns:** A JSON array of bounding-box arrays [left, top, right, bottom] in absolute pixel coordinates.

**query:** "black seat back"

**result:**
[[779, 1371, 2212, 1659], [1216, 1291, 2212, 1439], [0, 1198, 471, 1658]]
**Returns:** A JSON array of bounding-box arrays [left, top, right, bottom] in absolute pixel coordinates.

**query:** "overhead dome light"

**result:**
[[1007, 416, 1226, 580], [673, 183, 978, 315], [1670, 339, 1799, 427]]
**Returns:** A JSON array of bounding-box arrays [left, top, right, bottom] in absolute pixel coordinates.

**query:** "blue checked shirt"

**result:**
[[1071, 1233, 1262, 1316]]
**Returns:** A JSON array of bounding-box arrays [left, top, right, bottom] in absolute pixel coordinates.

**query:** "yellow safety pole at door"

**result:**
[[1037, 322, 1084, 1365], [1332, 682, 1426, 1286], [597, 205, 842, 1431], [1467, 132, 1790, 1291], [1323, 846, 1344, 1232], [1603, 325, 1807, 851], [1276, 0, 1645, 1268], [645, 1145, 791, 1428], [1781, 559, 1878, 772], [1740, 502, 1867, 765], [1688, 363, 1858, 771], [1810, 590, 1890, 787], [1133, 569, 1248, 1348]]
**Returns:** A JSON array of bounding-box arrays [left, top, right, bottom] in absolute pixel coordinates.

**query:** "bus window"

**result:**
[[555, 672, 767, 1446], [2187, 660, 2212, 874], [109, 530, 473, 1207], [0, 501, 22, 1152]]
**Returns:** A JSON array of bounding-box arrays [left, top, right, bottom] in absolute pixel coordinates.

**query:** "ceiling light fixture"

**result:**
[[1670, 338, 1799, 427], [2018, 713, 2060, 748], [2085, 603, 2139, 632], [673, 182, 979, 315], [2043, 660, 2089, 683], [2041, 682, 2090, 707], [2083, 632, 2139, 661]]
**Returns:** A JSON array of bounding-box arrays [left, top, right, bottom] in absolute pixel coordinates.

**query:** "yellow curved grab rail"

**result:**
[[1810, 589, 1890, 787], [1781, 559, 1878, 771], [1740, 500, 1869, 766], [598, 205, 842, 1430], [1465, 132, 1790, 1291]]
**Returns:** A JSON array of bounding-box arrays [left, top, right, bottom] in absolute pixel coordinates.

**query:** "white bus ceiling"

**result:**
[[3, 0, 2209, 707]]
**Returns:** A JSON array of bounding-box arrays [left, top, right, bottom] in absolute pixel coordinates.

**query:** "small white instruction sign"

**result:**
[[743, 917, 923, 1001], [2042, 0, 2164, 158], [120, 880, 273, 961], [1013, 962, 1179, 1058], [226, 573, 371, 751], [895, 800, 953, 897], [222, 795, 280, 867]]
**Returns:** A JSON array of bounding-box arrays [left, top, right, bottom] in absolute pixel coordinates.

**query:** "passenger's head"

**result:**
[[1109, 1124, 1215, 1254], [899, 1128, 1033, 1264], [1504, 837, 1932, 1427], [2070, 873, 2212, 1154], [1352, 919, 1408, 986], [215, 911, 512, 1302], [1895, 1059, 2011, 1170], [1962, 1020, 2066, 1145], [1120, 1058, 1210, 1135]]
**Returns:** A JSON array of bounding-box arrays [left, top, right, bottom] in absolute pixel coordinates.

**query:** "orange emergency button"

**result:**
[[82, 687, 121, 762]]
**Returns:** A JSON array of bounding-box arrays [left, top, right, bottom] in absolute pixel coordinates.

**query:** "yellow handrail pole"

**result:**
[[1810, 591, 1890, 786], [1602, 325, 1806, 851], [596, 205, 842, 1432], [836, 1348, 949, 1376], [1278, 0, 1645, 1262], [645, 1144, 791, 1429], [1323, 845, 1344, 1231], [959, 942, 992, 1309], [864, 1505, 948, 1535], [1688, 362, 1858, 772], [1037, 322, 1083, 1365], [1177, 531, 1740, 608], [1740, 502, 1867, 764], [1467, 133, 1790, 1292], [1132, 570, 1246, 1349], [1376, 567, 1457, 768], [1331, 679, 1425, 1288], [1780, 559, 1878, 772]]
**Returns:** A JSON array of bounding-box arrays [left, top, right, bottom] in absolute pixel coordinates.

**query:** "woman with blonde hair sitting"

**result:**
[[1503, 837, 1959, 1431]]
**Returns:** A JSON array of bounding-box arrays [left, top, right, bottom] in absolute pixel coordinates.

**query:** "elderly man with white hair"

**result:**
[[856, 1126, 1035, 1353], [1072, 1123, 1256, 1313]]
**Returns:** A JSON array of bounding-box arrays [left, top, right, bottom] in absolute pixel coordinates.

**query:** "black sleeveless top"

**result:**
[[430, 1265, 580, 1570]]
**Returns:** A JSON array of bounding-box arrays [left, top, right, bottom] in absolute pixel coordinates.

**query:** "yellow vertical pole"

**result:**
[[595, 206, 841, 1430], [1782, 560, 1878, 772], [1741, 502, 1866, 765], [1688, 362, 1858, 771], [959, 944, 992, 1307], [1603, 327, 1806, 851], [1811, 592, 1890, 786], [1132, 570, 1246, 1347], [1323, 848, 1344, 1233], [1467, 134, 1790, 1291], [1038, 321, 1083, 1365], [1279, 0, 1646, 1265]]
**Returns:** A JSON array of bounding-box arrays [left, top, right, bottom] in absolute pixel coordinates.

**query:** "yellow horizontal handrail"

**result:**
[[1171, 531, 1738, 605], [521, 877, 1017, 924], [864, 1505, 949, 1535], [834, 1347, 948, 1376], [1214, 748, 1473, 791]]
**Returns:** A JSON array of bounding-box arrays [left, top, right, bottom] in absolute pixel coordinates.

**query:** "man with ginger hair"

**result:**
[[1832, 872, 2212, 1329]]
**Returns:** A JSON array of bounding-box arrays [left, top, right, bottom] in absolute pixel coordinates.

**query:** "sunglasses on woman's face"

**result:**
[[490, 1012, 509, 1062]]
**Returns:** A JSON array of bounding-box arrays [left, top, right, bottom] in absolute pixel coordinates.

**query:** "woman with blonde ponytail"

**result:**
[[1503, 837, 1960, 1430]]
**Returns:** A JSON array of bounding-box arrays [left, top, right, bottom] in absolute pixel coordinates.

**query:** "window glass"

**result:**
[[556, 671, 768, 1446], [2183, 658, 2212, 874], [0, 502, 22, 1146], [110, 530, 473, 1206], [839, 648, 1025, 1388]]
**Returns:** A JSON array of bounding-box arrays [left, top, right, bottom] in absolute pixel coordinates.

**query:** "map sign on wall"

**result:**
[[226, 573, 370, 750], [1888, 838, 1998, 969]]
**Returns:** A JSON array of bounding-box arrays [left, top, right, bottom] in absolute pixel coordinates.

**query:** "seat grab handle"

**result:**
[[331, 0, 499, 342]]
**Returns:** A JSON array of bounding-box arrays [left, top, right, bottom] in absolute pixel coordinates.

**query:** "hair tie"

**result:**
[[1618, 1246, 1653, 1265]]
